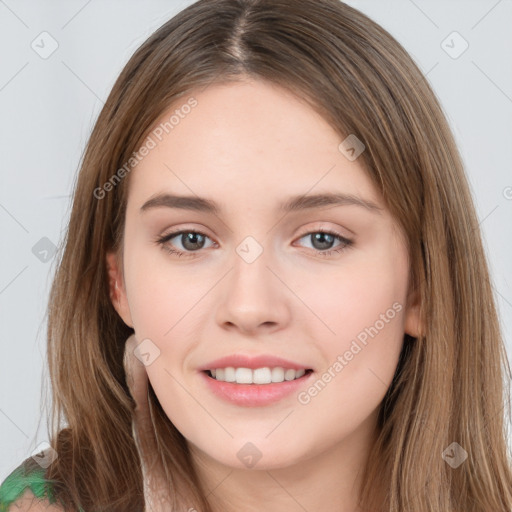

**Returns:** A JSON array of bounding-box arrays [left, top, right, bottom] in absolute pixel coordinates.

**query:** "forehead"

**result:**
[[126, 79, 383, 214]]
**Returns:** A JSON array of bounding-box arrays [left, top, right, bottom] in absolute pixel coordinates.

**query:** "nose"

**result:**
[[214, 243, 292, 335]]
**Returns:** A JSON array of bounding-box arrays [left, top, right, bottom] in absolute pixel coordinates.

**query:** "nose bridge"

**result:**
[[230, 233, 275, 297], [214, 233, 289, 332]]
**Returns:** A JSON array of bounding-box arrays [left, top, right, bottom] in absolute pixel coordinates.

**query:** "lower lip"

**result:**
[[199, 370, 314, 407]]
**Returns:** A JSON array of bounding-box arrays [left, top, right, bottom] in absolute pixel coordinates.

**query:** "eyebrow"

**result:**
[[140, 192, 383, 215]]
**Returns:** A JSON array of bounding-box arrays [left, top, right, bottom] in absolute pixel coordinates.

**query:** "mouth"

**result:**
[[203, 367, 314, 385]]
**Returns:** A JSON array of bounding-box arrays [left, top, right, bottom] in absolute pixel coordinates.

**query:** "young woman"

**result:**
[[1, 0, 511, 510]]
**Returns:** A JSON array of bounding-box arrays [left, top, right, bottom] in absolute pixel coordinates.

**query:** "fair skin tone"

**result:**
[[108, 78, 422, 512]]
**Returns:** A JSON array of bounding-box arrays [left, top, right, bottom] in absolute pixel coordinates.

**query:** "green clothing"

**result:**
[[0, 458, 55, 510], [0, 458, 85, 511]]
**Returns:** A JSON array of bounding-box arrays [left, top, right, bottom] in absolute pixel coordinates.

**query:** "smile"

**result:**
[[200, 368, 314, 407], [206, 367, 313, 384]]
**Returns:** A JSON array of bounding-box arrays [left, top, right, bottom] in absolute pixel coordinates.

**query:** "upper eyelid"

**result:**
[[161, 226, 352, 245]]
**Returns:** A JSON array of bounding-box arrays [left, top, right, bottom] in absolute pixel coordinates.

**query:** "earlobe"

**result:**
[[106, 251, 134, 328], [404, 287, 423, 339]]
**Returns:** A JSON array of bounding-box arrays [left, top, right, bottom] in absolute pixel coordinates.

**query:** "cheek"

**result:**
[[296, 247, 407, 406], [299, 248, 407, 344], [304, 265, 406, 418], [123, 247, 213, 390], [123, 242, 201, 338], [126, 279, 175, 338]]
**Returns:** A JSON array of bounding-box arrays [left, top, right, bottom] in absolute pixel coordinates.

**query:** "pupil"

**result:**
[[313, 233, 334, 250], [182, 232, 205, 250]]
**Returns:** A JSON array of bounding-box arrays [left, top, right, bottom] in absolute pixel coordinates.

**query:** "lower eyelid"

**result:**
[[157, 229, 352, 254]]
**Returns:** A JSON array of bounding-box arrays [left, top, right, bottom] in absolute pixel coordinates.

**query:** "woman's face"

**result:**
[[108, 78, 421, 473]]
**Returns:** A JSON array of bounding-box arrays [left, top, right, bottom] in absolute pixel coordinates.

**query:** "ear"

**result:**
[[106, 250, 134, 328], [403, 286, 423, 339]]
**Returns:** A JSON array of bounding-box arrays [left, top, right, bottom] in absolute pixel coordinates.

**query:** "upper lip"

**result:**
[[198, 354, 312, 371]]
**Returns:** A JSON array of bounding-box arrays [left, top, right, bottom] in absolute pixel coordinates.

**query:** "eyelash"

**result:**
[[154, 227, 353, 259]]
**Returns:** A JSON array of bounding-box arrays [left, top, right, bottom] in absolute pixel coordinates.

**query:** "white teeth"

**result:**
[[271, 367, 284, 383], [235, 367, 253, 384], [209, 366, 308, 384], [224, 367, 236, 382], [253, 367, 272, 384], [284, 369, 296, 381]]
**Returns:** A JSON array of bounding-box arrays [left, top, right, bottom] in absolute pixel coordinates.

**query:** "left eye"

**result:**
[[157, 230, 215, 255], [155, 229, 353, 257], [296, 230, 352, 253]]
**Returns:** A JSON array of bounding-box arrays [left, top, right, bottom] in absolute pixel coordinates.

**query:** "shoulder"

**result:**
[[2, 489, 64, 511], [0, 458, 63, 512]]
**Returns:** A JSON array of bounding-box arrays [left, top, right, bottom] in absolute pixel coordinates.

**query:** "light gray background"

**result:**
[[1, 0, 511, 481]]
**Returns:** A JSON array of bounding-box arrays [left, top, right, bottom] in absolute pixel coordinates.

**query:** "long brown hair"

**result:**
[[41, 0, 512, 510]]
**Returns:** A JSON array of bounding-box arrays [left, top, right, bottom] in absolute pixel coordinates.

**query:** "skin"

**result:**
[[108, 78, 422, 512]]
